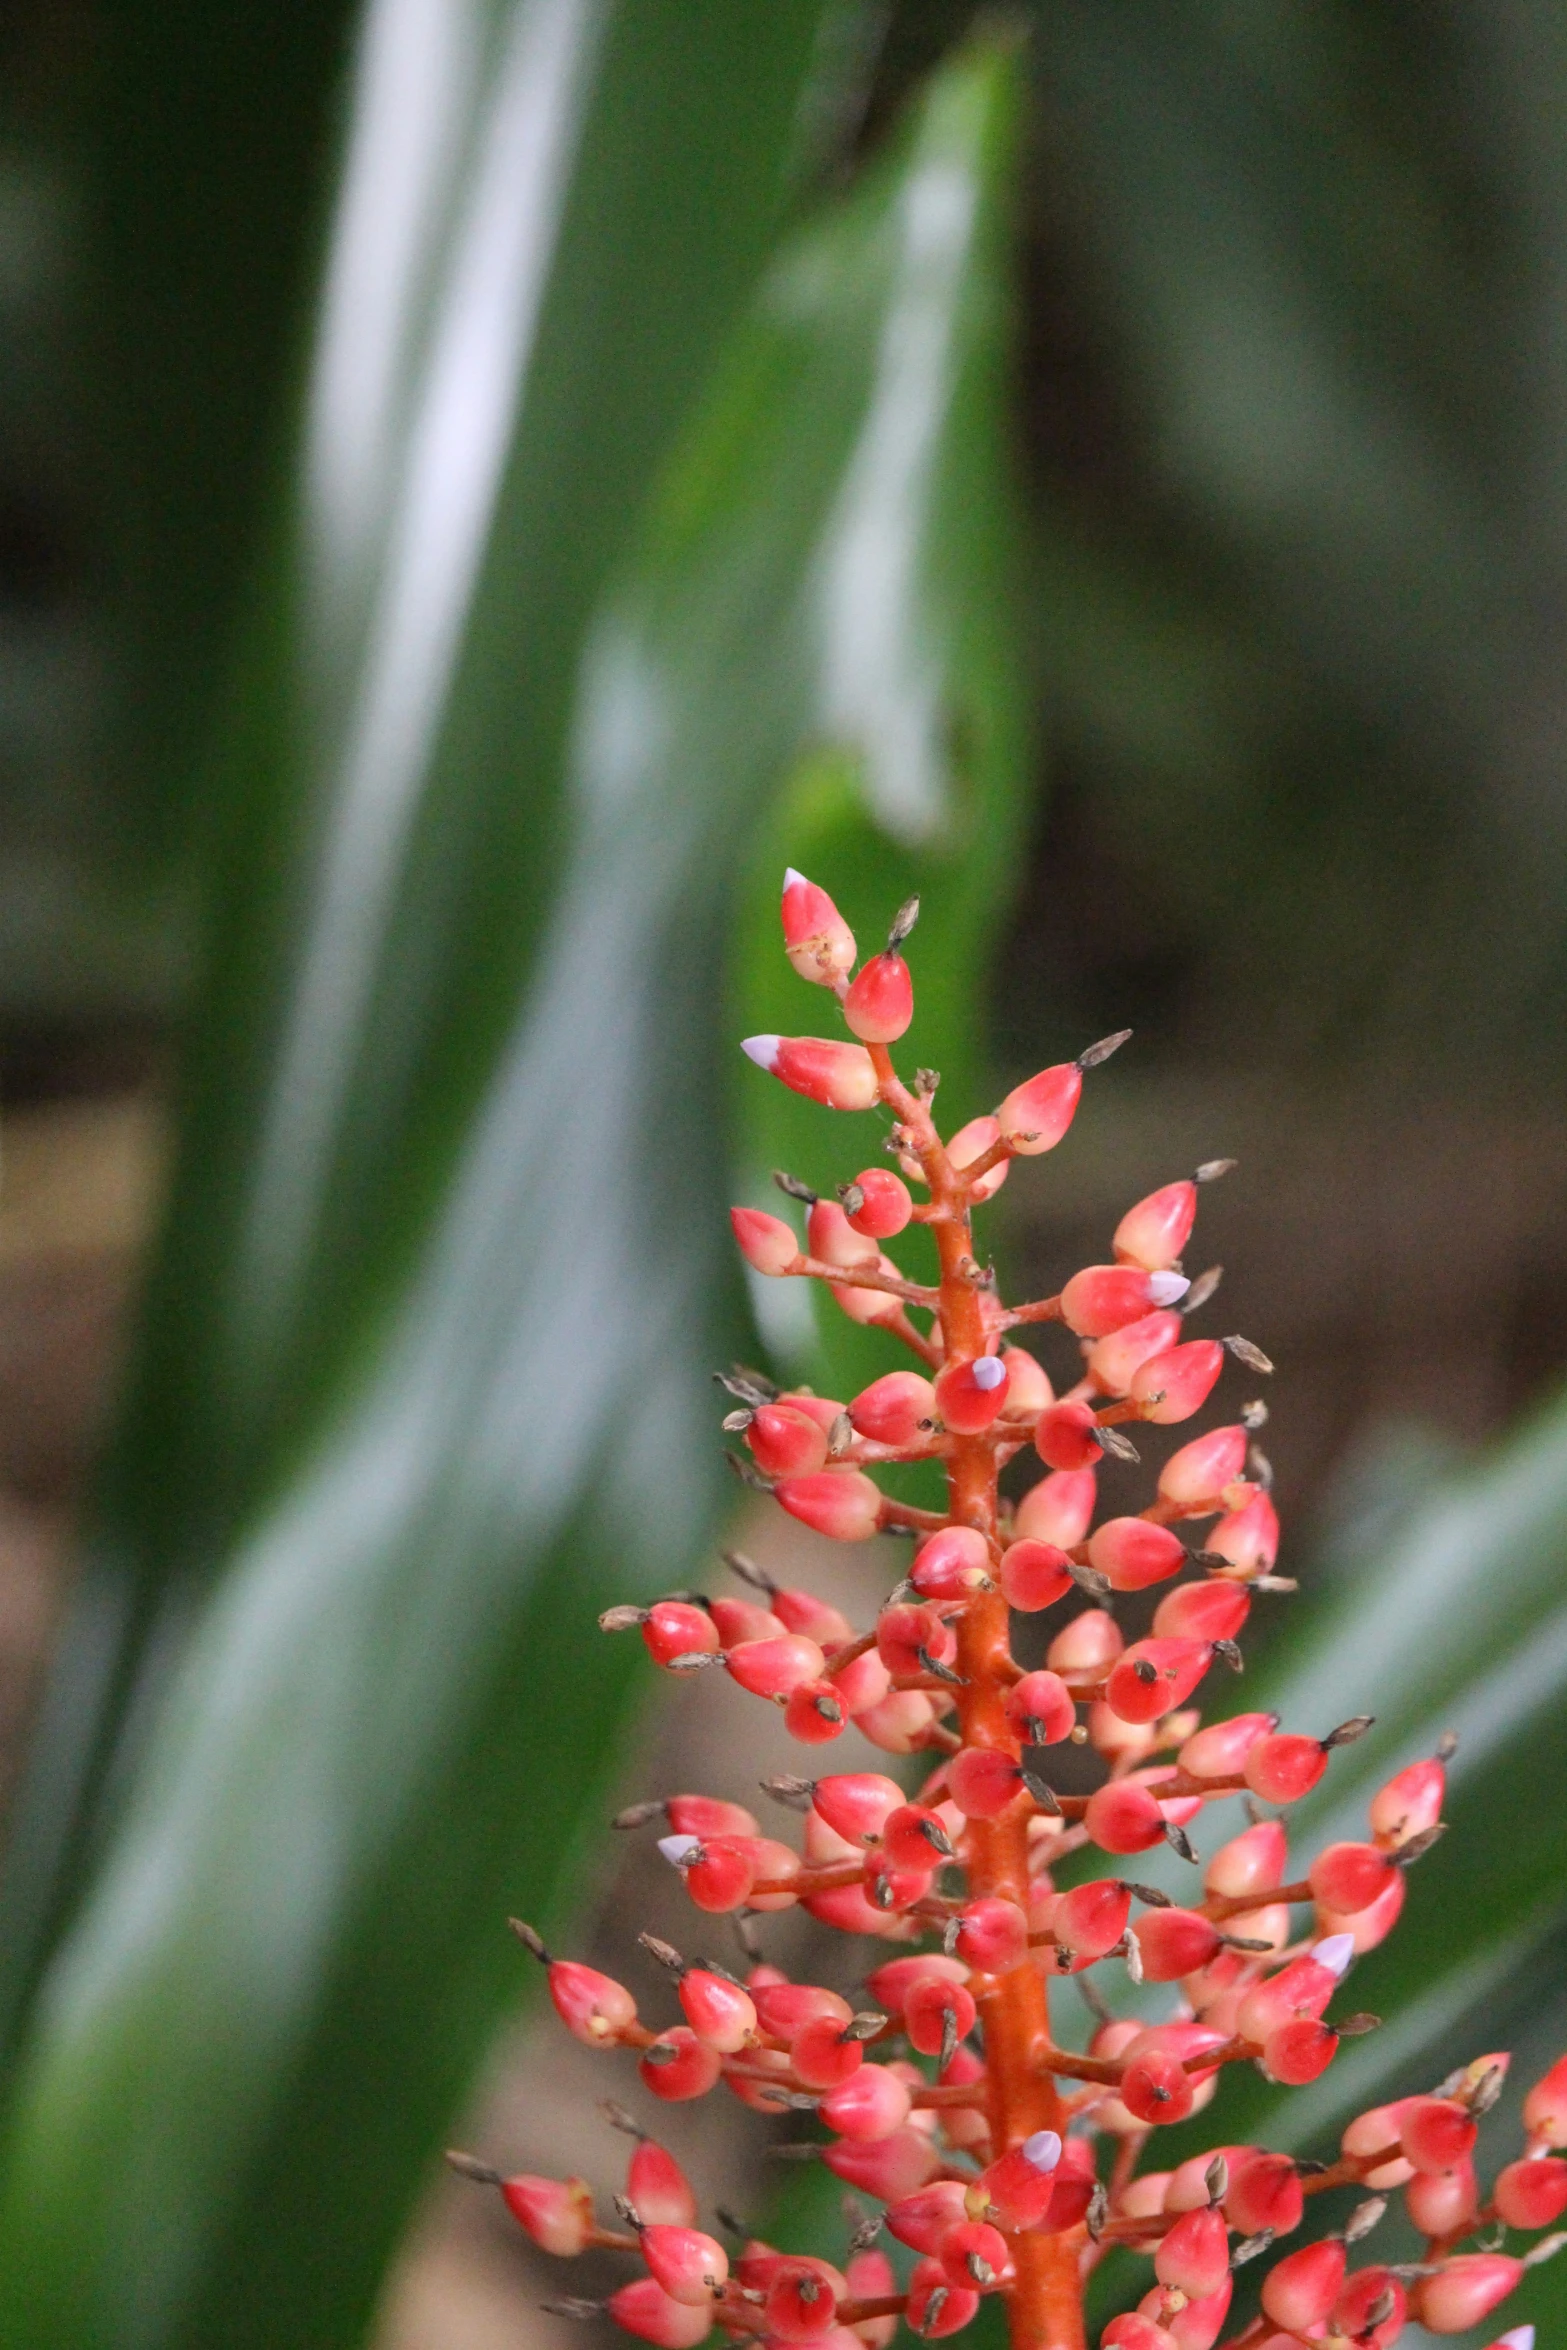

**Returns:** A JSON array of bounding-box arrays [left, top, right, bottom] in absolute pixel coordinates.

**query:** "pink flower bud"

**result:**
[[1055, 1879, 1132, 1960], [780, 1392, 849, 1435], [743, 1034, 879, 1112], [905, 1975, 977, 2055], [831, 1647, 892, 1715], [1130, 1341, 1225, 1424], [866, 1954, 968, 2017], [997, 1064, 1082, 1155], [751, 1980, 848, 2037], [1204, 1491, 1279, 1576], [1153, 1580, 1251, 1641], [1224, 2151, 1302, 2238], [784, 1680, 848, 1745], [638, 2025, 722, 2103], [887, 2180, 970, 2252], [1407, 2160, 1479, 2238], [628, 2140, 697, 2227], [1115, 1182, 1199, 1273], [731, 1205, 801, 1275], [1309, 1842, 1395, 1915], [548, 1960, 639, 2045], [678, 1968, 758, 2052], [1419, 2256, 1523, 2337], [1120, 2050, 1195, 2126], [1263, 2017, 1338, 2084], [1087, 1519, 1188, 1592], [1048, 1608, 1123, 1673], [938, 2218, 1010, 2291], [1180, 1712, 1275, 1781], [1133, 1909, 1223, 1981], [1400, 2096, 1478, 2173], [877, 1602, 956, 1679], [953, 1896, 1029, 1972], [1088, 1310, 1184, 1398], [1016, 1467, 1098, 1546], [1156, 2205, 1230, 2300], [665, 1794, 758, 1839], [500, 2173, 594, 2254], [1000, 1538, 1073, 1612], [1005, 1668, 1076, 1745], [1334, 2266, 1406, 2350], [1104, 2319, 1178, 2350], [770, 1584, 853, 1643], [727, 1634, 827, 1700], [1083, 1780, 1167, 1855], [1244, 1731, 1328, 1803], [709, 1595, 786, 1645], [791, 2012, 866, 2090], [781, 871, 857, 984], [1495, 2156, 1567, 2229], [1035, 1401, 1104, 1471], [936, 1353, 1011, 1433], [912, 1525, 992, 1597], [776, 1471, 883, 1542], [1157, 2281, 1233, 2350], [907, 2254, 978, 2338], [846, 2250, 898, 2350], [851, 1371, 937, 1447], [854, 1690, 937, 1752], [949, 1114, 1009, 1202], [1369, 1756, 1446, 1849], [1261, 2241, 1346, 2333], [1316, 1867, 1405, 1952], [844, 951, 913, 1043], [641, 2224, 730, 2305], [948, 1747, 1025, 1821], [845, 1167, 913, 1238], [821, 2064, 913, 2141], [1000, 1346, 1053, 1416], [807, 1197, 879, 1270], [1106, 1637, 1213, 1724], [1525, 2053, 1567, 2146], [1205, 1820, 1287, 1900], [1342, 2101, 1417, 2187], [1236, 1954, 1339, 2043], [977, 2130, 1062, 2227], [880, 1802, 954, 1870], [813, 1772, 903, 1845], [824, 2126, 940, 2200], [765, 2258, 842, 2340], [641, 1602, 721, 1669], [1158, 1426, 1250, 1511], [608, 2277, 716, 2348], [1062, 1266, 1190, 1338]]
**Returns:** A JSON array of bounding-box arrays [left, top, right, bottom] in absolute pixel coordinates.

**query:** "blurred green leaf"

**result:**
[[0, 23, 1025, 2349]]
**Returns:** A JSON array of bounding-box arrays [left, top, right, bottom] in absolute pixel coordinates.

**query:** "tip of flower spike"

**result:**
[[971, 1356, 1006, 1390], [658, 1833, 703, 1867], [1148, 1272, 1190, 1307], [1022, 2131, 1062, 2172], [1313, 1932, 1356, 1978], [742, 1035, 781, 1071]]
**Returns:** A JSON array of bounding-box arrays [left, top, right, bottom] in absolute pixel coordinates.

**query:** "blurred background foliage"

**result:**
[[0, 0, 1563, 2345]]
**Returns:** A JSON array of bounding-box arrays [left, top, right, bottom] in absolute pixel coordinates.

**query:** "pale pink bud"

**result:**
[[1205, 1819, 1287, 1899], [1263, 2017, 1338, 2084], [997, 1064, 1082, 1155], [949, 1114, 1009, 1202], [999, 1538, 1073, 1612], [1047, 1608, 1123, 1673], [1104, 2319, 1178, 2350], [1062, 1265, 1190, 1338], [814, 1771, 904, 1845], [850, 1370, 936, 1447], [628, 2140, 697, 2227], [936, 1352, 1010, 1433], [1407, 2159, 1480, 2238], [1106, 1637, 1212, 1723], [1156, 2205, 1229, 2299], [548, 1960, 638, 2045], [1494, 2157, 1567, 2229], [1309, 1842, 1395, 1915], [854, 1689, 936, 1752], [1083, 1779, 1167, 1855], [501, 2173, 594, 2254], [1087, 1518, 1187, 1592], [1015, 1467, 1097, 1546], [911, 1525, 991, 1598], [775, 1471, 883, 1542], [731, 1205, 800, 1275], [905, 1975, 977, 2055], [608, 2277, 716, 2349], [1419, 2256, 1523, 2337], [844, 951, 913, 1042], [779, 1392, 849, 1435], [745, 1403, 829, 1478], [1179, 1712, 1275, 1780], [1224, 2151, 1302, 2238], [845, 1167, 912, 1238], [830, 1254, 906, 1327], [846, 2251, 898, 2350], [807, 1198, 878, 1270], [1342, 2101, 1417, 2187], [1261, 2241, 1345, 2333], [1115, 1181, 1199, 1273], [726, 1634, 827, 1700], [1153, 1580, 1250, 1641], [641, 2224, 730, 2306], [1005, 1669, 1076, 1745], [948, 1746, 1025, 1821], [1484, 2330, 1536, 2350], [709, 1595, 785, 1645], [1055, 1879, 1131, 1960], [1400, 2096, 1478, 2174], [1130, 1340, 1225, 1424], [1134, 1909, 1224, 1981], [781, 870, 856, 984], [1158, 1426, 1249, 1511], [742, 1034, 878, 1112], [772, 1584, 854, 1643], [821, 2064, 913, 2141], [751, 1979, 847, 2037], [665, 1794, 758, 1839], [824, 2126, 940, 2200], [1369, 1756, 1446, 1849], [952, 1895, 1028, 1972], [1035, 1400, 1103, 1471], [1204, 1491, 1279, 1576], [977, 2130, 1062, 2227], [638, 2025, 722, 2103], [1244, 1732, 1329, 1803], [907, 2255, 977, 2338], [1088, 1310, 1184, 1398], [1524, 2053, 1567, 2146], [678, 1968, 757, 2052], [887, 2180, 969, 2252], [1316, 1867, 1405, 1952], [1236, 1949, 1343, 2042]]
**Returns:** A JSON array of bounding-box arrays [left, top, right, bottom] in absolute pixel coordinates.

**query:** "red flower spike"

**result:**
[[820, 2064, 913, 2140], [1047, 1607, 1123, 1673], [1400, 2094, 1479, 2173], [1263, 2017, 1339, 2084], [1261, 2241, 1347, 2333], [850, 1370, 937, 1447], [935, 1353, 1010, 1433], [1524, 2052, 1567, 2145], [548, 1960, 638, 2045], [1120, 2050, 1196, 2126], [1158, 1425, 1249, 1510], [1155, 2205, 1230, 2300], [500, 2173, 594, 2254], [1088, 1309, 1184, 1398], [876, 1602, 956, 1679], [908, 2255, 979, 2338], [641, 2224, 730, 2305], [627, 2140, 697, 2227], [1005, 1669, 1076, 1745], [1130, 1339, 1225, 1424], [1204, 1490, 1280, 1576], [1309, 1841, 1396, 1914], [911, 1525, 992, 1598], [1087, 1518, 1188, 1592], [952, 1895, 1029, 1972], [1224, 2151, 1303, 2238], [731, 1205, 801, 1275], [1000, 1539, 1074, 1612], [824, 2127, 940, 2200], [678, 1968, 757, 2051], [845, 1166, 913, 1238], [844, 951, 914, 1043], [638, 2026, 722, 2102], [1000, 1345, 1053, 1416], [1179, 1712, 1275, 1780], [608, 2278, 717, 2349], [1153, 1580, 1251, 1642], [997, 1064, 1083, 1155], [1133, 1908, 1224, 1981], [764, 2259, 843, 2341], [1495, 2156, 1567, 2228], [905, 1975, 977, 2055], [1055, 1879, 1132, 1960], [950, 1114, 1010, 1202], [1244, 1731, 1329, 1803], [1407, 2158, 1480, 2238], [641, 1602, 720, 1669], [939, 2219, 1011, 2290], [1061, 1265, 1190, 1338], [1035, 1400, 1104, 1471], [781, 870, 856, 984], [1419, 2256, 1523, 2337], [1106, 1637, 1213, 1724], [948, 1746, 1026, 1821], [1015, 1466, 1098, 1546], [1115, 1181, 1200, 1273], [1369, 1755, 1446, 1848], [742, 1034, 879, 1112], [775, 1471, 883, 1542]]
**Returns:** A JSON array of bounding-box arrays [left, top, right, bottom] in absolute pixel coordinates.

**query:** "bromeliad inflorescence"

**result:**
[[452, 872, 1567, 2350]]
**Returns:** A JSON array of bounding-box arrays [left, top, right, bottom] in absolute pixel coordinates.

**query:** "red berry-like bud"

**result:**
[[813, 1772, 904, 1845], [500, 2173, 595, 2254], [844, 952, 913, 1043], [1261, 2241, 1346, 2333], [997, 1065, 1082, 1155], [999, 1539, 1073, 1613], [1116, 1181, 1199, 1273], [865, 1954, 968, 2018], [1407, 2160, 1479, 2238], [1524, 2053, 1567, 2146], [747, 1404, 831, 1476], [666, 1794, 759, 1839], [638, 2025, 722, 2102], [887, 2181, 970, 2252], [905, 1975, 977, 2055], [1179, 1713, 1275, 1780], [1494, 2156, 1567, 2229], [1263, 2017, 1338, 2084], [1244, 1732, 1329, 1803], [1035, 1401, 1104, 1471], [1048, 1608, 1123, 1673], [678, 1969, 757, 2052], [1205, 1819, 1287, 1899], [1153, 1580, 1250, 1641], [1133, 1909, 1223, 1981], [1369, 1756, 1446, 1849], [775, 1472, 883, 1542], [641, 2224, 730, 2305], [1158, 1426, 1249, 1511], [1129, 1340, 1225, 1424], [608, 2278, 716, 2348], [952, 1896, 1028, 1972], [1156, 2205, 1230, 2300], [658, 1832, 756, 1913], [791, 2012, 866, 2090], [824, 2127, 940, 2200], [641, 1602, 721, 1668], [765, 2258, 842, 2340], [1106, 1637, 1212, 1724], [1015, 1467, 1098, 1546], [935, 1354, 1010, 1433], [751, 1980, 849, 2037], [1062, 1266, 1190, 1338], [948, 1747, 1024, 1821], [1309, 1842, 1395, 1915], [1400, 2096, 1478, 2173], [1225, 2151, 1303, 2238], [845, 1167, 913, 1238], [1236, 1949, 1344, 2042], [977, 2130, 1062, 2227], [743, 1035, 878, 1112], [771, 1584, 854, 1643], [628, 2140, 697, 2227], [1104, 2318, 1178, 2350], [1155, 2282, 1233, 2350], [877, 1602, 956, 1679], [911, 1525, 992, 1598], [939, 2219, 1010, 2291], [781, 870, 856, 983], [549, 1960, 638, 2045], [709, 1595, 785, 1646], [1005, 1669, 1076, 1745], [1087, 1519, 1188, 1592], [784, 1679, 849, 1744], [1204, 1491, 1279, 1577], [949, 1115, 1010, 1203], [1333, 2267, 1406, 2350], [881, 1803, 955, 1869], [907, 2255, 978, 2337], [1088, 1310, 1184, 1398], [821, 2064, 912, 2141], [850, 1371, 936, 1447], [731, 1206, 801, 1275], [727, 1635, 827, 1701], [1120, 2050, 1195, 2125], [1419, 2256, 1522, 2337], [1055, 1879, 1132, 1960], [1084, 1780, 1168, 1855]]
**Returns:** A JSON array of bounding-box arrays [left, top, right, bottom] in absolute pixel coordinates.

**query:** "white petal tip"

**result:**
[[971, 1356, 1007, 1390], [1022, 2130, 1062, 2172], [1148, 1272, 1191, 1307], [741, 1035, 782, 1071], [1497, 2329, 1534, 2350], [1313, 1932, 1356, 1978], [657, 1834, 702, 1867], [783, 868, 808, 892]]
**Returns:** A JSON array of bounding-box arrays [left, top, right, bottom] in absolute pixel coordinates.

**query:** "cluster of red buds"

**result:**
[[452, 873, 1567, 2350]]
